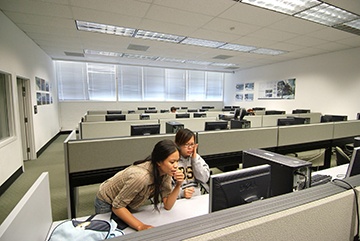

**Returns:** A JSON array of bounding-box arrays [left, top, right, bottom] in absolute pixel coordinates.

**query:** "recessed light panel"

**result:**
[[135, 30, 186, 43], [76, 20, 135, 37], [251, 48, 287, 55], [219, 43, 257, 52], [84, 49, 122, 57], [181, 38, 226, 48], [241, 0, 321, 15], [295, 3, 358, 26]]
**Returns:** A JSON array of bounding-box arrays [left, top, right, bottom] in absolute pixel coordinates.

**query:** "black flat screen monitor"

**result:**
[[209, 164, 271, 213], [107, 110, 122, 114], [346, 147, 360, 177], [137, 107, 147, 110], [187, 109, 198, 113], [193, 112, 207, 118], [204, 121, 228, 131], [292, 109, 310, 114], [145, 109, 158, 113], [277, 117, 307, 126], [265, 110, 285, 115], [176, 113, 190, 118], [160, 109, 169, 113], [130, 124, 160, 136], [320, 115, 347, 122], [105, 114, 126, 121]]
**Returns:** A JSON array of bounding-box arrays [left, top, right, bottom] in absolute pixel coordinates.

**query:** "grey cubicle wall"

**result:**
[[0, 172, 52, 241], [66, 133, 175, 173], [261, 112, 322, 127], [333, 120, 360, 139], [277, 123, 334, 146], [80, 119, 159, 139], [197, 127, 278, 156]]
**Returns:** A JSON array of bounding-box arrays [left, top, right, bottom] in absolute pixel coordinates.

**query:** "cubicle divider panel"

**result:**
[[262, 114, 287, 127], [244, 115, 262, 128], [159, 117, 217, 133], [197, 127, 278, 156], [85, 114, 106, 122], [80, 119, 159, 139], [0, 172, 52, 241], [277, 123, 334, 147], [67, 134, 175, 173], [87, 110, 107, 115], [333, 120, 360, 139]]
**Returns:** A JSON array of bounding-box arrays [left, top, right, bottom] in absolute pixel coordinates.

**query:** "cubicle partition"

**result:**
[[79, 119, 159, 139], [65, 120, 360, 218], [159, 117, 217, 133], [64, 133, 175, 218]]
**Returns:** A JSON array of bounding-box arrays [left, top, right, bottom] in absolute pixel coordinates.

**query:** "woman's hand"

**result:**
[[183, 187, 195, 199], [174, 169, 184, 185]]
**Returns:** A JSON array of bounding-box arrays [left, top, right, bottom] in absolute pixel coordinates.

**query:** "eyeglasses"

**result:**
[[183, 143, 195, 148]]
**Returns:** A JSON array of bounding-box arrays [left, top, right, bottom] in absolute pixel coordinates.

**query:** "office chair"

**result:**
[[335, 146, 350, 166]]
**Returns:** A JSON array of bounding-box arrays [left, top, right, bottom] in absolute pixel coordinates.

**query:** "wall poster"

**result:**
[[258, 78, 295, 99], [36, 76, 53, 105], [235, 82, 254, 102]]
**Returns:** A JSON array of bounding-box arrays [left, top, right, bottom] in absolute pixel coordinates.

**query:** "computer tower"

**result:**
[[242, 149, 311, 197], [166, 121, 184, 133], [230, 119, 251, 129]]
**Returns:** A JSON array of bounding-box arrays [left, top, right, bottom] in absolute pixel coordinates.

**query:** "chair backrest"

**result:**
[[335, 146, 350, 165]]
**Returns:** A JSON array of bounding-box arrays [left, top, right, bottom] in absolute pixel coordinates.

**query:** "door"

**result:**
[[17, 77, 35, 161]]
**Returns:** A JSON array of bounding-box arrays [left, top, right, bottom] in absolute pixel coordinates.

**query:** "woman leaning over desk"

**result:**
[[94, 139, 184, 231]]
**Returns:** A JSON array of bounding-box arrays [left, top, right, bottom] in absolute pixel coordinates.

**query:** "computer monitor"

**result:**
[[234, 108, 246, 120], [345, 147, 360, 177], [209, 164, 271, 213], [128, 110, 135, 114], [107, 110, 122, 114], [193, 112, 207, 118], [253, 107, 266, 111], [160, 109, 169, 113], [320, 115, 348, 122], [357, 113, 360, 120], [176, 113, 190, 118], [265, 110, 285, 115], [277, 117, 307, 126], [105, 114, 126, 121], [137, 107, 147, 110], [130, 124, 160, 136], [292, 109, 310, 114], [145, 109, 158, 113], [204, 121, 228, 131], [139, 114, 150, 120], [187, 109, 198, 113]]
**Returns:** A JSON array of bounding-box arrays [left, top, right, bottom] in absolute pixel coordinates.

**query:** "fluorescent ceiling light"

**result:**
[[241, 0, 321, 15], [157, 57, 186, 63], [343, 19, 360, 30], [76, 20, 136, 36], [181, 38, 226, 48], [295, 3, 358, 26], [185, 60, 213, 65], [135, 30, 185, 43], [251, 48, 287, 55], [219, 43, 257, 52], [210, 62, 238, 67], [84, 49, 122, 57], [122, 53, 159, 61]]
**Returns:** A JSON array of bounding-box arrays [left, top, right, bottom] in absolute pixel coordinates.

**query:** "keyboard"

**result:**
[[311, 174, 332, 187]]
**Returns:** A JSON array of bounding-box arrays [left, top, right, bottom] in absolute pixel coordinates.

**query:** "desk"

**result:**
[[314, 164, 348, 179], [124, 194, 209, 234]]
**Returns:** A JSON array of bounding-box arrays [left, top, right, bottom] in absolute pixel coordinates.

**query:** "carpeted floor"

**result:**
[[0, 134, 99, 224]]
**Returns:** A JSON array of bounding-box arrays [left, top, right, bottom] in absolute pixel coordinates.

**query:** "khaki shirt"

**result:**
[[97, 161, 172, 210]]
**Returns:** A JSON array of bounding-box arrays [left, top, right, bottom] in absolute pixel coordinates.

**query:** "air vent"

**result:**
[[213, 55, 233, 60], [127, 44, 149, 51], [64, 52, 85, 57]]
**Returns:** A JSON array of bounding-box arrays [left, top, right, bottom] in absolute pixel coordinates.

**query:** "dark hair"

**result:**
[[175, 128, 195, 146], [134, 139, 180, 211], [170, 106, 176, 112]]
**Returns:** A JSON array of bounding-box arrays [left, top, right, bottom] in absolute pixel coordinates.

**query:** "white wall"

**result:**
[[0, 11, 60, 186], [224, 47, 360, 120]]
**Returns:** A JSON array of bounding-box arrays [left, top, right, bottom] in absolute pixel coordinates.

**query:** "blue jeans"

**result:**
[[94, 196, 112, 214]]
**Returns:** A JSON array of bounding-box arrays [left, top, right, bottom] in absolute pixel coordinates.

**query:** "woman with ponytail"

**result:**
[[95, 139, 184, 231]]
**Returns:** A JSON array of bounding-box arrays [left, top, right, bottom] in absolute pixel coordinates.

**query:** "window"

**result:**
[[56, 61, 224, 101], [0, 72, 13, 141]]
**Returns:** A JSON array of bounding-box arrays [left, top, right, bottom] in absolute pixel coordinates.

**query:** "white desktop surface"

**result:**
[[124, 194, 209, 234], [313, 164, 348, 179]]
